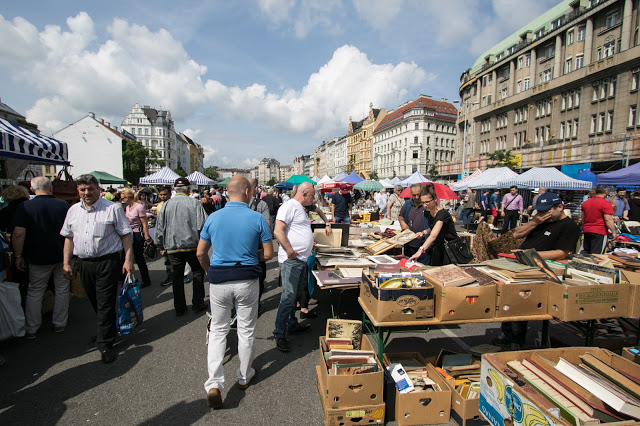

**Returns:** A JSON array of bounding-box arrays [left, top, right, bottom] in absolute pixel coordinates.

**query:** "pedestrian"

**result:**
[[201, 191, 216, 215], [121, 188, 152, 288], [386, 185, 404, 221], [12, 177, 70, 339], [273, 182, 328, 352], [374, 189, 388, 218], [398, 183, 431, 264], [330, 184, 352, 224], [197, 176, 273, 409], [490, 189, 500, 225], [155, 177, 207, 316], [248, 178, 271, 315], [629, 190, 640, 221], [462, 188, 475, 226], [501, 186, 523, 231], [156, 186, 174, 286], [478, 189, 491, 224], [611, 187, 630, 220], [61, 174, 134, 363], [581, 185, 617, 254]]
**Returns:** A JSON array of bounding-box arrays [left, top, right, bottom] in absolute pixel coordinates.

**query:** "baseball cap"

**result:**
[[535, 192, 562, 211], [340, 183, 349, 193], [174, 177, 190, 187]]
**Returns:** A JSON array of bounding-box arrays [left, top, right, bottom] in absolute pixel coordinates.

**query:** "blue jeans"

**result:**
[[273, 259, 307, 338], [462, 208, 474, 226], [335, 216, 350, 224]]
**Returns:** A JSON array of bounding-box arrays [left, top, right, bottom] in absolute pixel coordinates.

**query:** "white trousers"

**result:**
[[25, 263, 69, 333], [204, 279, 259, 393]]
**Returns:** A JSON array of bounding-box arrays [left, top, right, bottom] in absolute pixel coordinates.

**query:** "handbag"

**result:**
[[116, 274, 144, 336], [143, 239, 157, 260], [52, 167, 78, 196], [18, 170, 36, 192], [444, 237, 474, 265]]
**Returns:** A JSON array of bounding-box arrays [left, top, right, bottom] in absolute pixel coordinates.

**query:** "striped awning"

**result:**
[[497, 167, 592, 190], [185, 171, 215, 186], [451, 167, 518, 191], [139, 167, 180, 184], [0, 118, 69, 165]]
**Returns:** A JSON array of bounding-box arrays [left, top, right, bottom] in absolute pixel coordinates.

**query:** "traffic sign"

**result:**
[[462, 169, 469, 177]]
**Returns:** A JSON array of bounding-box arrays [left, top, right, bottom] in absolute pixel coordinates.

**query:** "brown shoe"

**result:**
[[237, 367, 258, 390], [206, 388, 223, 409]]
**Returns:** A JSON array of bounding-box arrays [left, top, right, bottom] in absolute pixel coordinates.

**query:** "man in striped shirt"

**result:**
[[61, 174, 134, 364]]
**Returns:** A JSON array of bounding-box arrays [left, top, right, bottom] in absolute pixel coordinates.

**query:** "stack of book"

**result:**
[[435, 353, 481, 400], [609, 253, 640, 269], [566, 259, 621, 285], [421, 264, 476, 288], [322, 319, 380, 376], [385, 357, 441, 393]]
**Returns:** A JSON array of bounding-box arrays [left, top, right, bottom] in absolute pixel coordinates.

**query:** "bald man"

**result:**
[[272, 182, 318, 352], [198, 175, 273, 408]]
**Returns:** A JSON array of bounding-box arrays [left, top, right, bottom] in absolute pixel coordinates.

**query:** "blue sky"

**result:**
[[0, 0, 560, 168]]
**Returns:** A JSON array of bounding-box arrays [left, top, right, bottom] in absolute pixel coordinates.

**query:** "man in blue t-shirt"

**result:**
[[197, 176, 273, 409]]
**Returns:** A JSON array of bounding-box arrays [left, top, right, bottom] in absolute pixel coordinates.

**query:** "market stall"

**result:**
[[451, 167, 518, 191], [399, 171, 430, 187], [185, 171, 215, 186], [341, 171, 365, 184], [138, 167, 180, 185], [596, 162, 640, 187], [89, 171, 127, 186], [497, 167, 592, 190]]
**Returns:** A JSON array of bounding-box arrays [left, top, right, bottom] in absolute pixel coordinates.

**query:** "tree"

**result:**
[[369, 170, 379, 181], [174, 165, 187, 176], [203, 166, 219, 180], [427, 164, 440, 181], [122, 139, 163, 184], [487, 149, 519, 169], [267, 177, 277, 186]]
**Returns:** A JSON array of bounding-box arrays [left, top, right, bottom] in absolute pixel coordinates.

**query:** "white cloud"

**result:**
[[257, 0, 344, 38], [353, 0, 403, 31], [243, 158, 260, 167]]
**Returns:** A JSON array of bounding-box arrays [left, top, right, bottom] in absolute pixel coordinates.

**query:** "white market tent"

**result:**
[[311, 176, 320, 182], [139, 167, 180, 185], [497, 167, 592, 190], [379, 179, 394, 189], [399, 171, 430, 187], [450, 169, 482, 191], [317, 175, 333, 184], [390, 177, 401, 185], [185, 171, 215, 186], [452, 167, 518, 191]]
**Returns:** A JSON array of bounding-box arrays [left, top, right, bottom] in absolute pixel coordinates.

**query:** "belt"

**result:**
[[79, 252, 121, 262]]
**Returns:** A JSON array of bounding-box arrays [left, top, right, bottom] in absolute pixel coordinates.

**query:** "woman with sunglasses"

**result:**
[[409, 183, 460, 266]]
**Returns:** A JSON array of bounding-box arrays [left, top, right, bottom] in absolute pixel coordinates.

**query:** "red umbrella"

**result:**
[[320, 181, 353, 193], [399, 182, 459, 200]]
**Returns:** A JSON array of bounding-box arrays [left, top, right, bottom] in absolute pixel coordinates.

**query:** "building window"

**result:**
[[545, 125, 550, 141], [578, 26, 586, 41], [412, 150, 418, 159], [561, 94, 567, 110], [523, 78, 530, 90], [500, 87, 508, 99], [414, 123, 419, 130], [138, 128, 142, 135], [525, 54, 531, 67], [598, 112, 605, 132], [629, 105, 637, 127], [518, 57, 523, 69], [575, 90, 581, 107], [145, 128, 149, 135], [488, 74, 493, 85], [606, 111, 614, 132], [573, 119, 579, 137], [560, 121, 565, 139], [605, 10, 620, 29], [546, 100, 551, 115], [576, 55, 584, 69], [516, 80, 522, 93], [592, 85, 599, 102], [487, 95, 492, 104], [597, 47, 602, 60], [414, 136, 418, 144], [590, 115, 597, 133], [565, 58, 572, 74], [601, 81, 608, 99], [632, 69, 640, 91], [603, 40, 615, 58], [609, 79, 616, 97]]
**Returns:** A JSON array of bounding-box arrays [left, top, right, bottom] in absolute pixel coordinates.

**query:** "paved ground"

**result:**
[[0, 249, 626, 425]]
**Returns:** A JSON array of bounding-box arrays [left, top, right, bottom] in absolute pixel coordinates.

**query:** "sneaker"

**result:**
[[100, 347, 118, 364], [184, 274, 192, 284], [287, 323, 311, 335], [275, 337, 290, 352], [160, 277, 172, 287], [25, 332, 37, 340], [206, 388, 223, 409], [229, 314, 237, 328]]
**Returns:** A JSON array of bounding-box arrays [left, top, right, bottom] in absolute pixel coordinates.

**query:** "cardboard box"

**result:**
[[494, 282, 548, 318], [479, 347, 639, 426], [622, 270, 640, 318], [382, 353, 451, 426], [427, 280, 496, 321], [546, 280, 630, 321], [621, 347, 640, 364], [316, 365, 386, 426], [318, 335, 384, 408], [360, 271, 434, 322]]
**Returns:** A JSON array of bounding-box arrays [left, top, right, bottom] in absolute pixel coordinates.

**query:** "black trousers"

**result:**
[[79, 253, 121, 350], [582, 233, 607, 254], [167, 250, 205, 312], [503, 210, 519, 231], [258, 261, 267, 302], [132, 232, 151, 285]]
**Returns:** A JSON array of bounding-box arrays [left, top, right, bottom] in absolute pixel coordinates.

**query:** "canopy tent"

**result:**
[[320, 181, 353, 192], [354, 180, 383, 191], [139, 167, 180, 185], [341, 171, 365, 184], [217, 177, 231, 186], [186, 171, 215, 186], [399, 182, 459, 200], [596, 162, 640, 187], [576, 169, 597, 187], [333, 172, 348, 181], [274, 181, 295, 190], [0, 118, 70, 180], [498, 167, 592, 190], [311, 176, 320, 182], [286, 174, 315, 185], [450, 169, 482, 190], [317, 175, 333, 184], [452, 167, 519, 191], [390, 177, 401, 185], [379, 179, 394, 189], [400, 171, 430, 187], [89, 171, 127, 185]]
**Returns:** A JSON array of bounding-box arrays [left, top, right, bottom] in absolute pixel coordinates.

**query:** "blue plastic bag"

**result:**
[[117, 274, 144, 336]]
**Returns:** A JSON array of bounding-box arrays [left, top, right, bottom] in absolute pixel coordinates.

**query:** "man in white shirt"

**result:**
[[374, 189, 388, 218], [273, 182, 327, 352]]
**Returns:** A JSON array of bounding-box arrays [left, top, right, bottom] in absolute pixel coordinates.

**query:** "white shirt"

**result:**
[[276, 199, 313, 263], [60, 197, 132, 259], [375, 192, 388, 210]]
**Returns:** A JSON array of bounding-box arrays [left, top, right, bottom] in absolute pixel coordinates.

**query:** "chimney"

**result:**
[[100, 119, 104, 124], [114, 126, 118, 131], [89, 112, 95, 118], [105, 122, 110, 127]]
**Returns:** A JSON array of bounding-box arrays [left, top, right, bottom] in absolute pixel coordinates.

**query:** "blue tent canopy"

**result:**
[[576, 169, 597, 186], [274, 181, 294, 190], [596, 162, 640, 187], [341, 171, 365, 184]]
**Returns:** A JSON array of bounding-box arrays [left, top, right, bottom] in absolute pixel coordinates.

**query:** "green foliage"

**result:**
[[369, 170, 379, 181], [487, 149, 519, 169], [203, 166, 219, 180], [122, 139, 163, 184], [427, 164, 440, 181], [392, 170, 396, 178], [267, 177, 277, 186], [173, 165, 187, 176]]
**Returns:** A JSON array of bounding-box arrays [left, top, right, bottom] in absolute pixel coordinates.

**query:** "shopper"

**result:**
[[121, 188, 152, 288]]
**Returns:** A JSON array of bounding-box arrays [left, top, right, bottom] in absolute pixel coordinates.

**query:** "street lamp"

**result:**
[[453, 100, 479, 177], [613, 150, 629, 168]]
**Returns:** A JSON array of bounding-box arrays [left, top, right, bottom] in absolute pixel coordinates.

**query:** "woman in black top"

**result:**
[[408, 183, 459, 266]]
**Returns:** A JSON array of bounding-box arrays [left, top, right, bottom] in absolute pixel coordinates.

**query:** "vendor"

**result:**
[[398, 183, 430, 264]]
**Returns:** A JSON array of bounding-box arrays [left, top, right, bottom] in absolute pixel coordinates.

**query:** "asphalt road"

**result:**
[[0, 250, 612, 426]]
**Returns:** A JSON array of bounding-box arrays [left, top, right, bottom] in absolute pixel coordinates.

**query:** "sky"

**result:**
[[0, 0, 561, 169]]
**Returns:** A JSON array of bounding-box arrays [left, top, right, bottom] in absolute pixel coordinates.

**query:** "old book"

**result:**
[[483, 258, 537, 272], [312, 270, 361, 287], [327, 355, 373, 369], [461, 266, 496, 286], [555, 357, 640, 419], [442, 353, 473, 367], [568, 260, 620, 282], [333, 363, 379, 375], [609, 253, 640, 267], [566, 268, 614, 284], [422, 264, 476, 287], [386, 229, 417, 245], [581, 353, 640, 400], [324, 348, 375, 361], [326, 319, 363, 350]]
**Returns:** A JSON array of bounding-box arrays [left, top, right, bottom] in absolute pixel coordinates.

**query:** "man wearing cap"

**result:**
[[155, 177, 208, 316], [330, 184, 352, 224], [494, 192, 581, 350]]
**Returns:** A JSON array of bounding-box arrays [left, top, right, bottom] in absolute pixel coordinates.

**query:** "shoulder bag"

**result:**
[[444, 237, 474, 265], [53, 167, 78, 196]]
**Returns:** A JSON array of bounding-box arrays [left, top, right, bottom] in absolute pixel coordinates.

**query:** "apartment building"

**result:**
[[347, 103, 386, 179], [441, 0, 640, 178]]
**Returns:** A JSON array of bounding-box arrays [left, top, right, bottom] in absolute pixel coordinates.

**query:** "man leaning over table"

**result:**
[[398, 183, 430, 265]]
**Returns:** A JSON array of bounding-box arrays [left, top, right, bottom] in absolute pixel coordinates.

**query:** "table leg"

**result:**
[[585, 320, 595, 346], [377, 326, 385, 362], [541, 320, 550, 347]]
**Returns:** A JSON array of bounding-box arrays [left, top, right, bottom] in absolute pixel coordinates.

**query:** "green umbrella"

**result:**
[[285, 174, 315, 185], [217, 177, 231, 186], [354, 180, 384, 191]]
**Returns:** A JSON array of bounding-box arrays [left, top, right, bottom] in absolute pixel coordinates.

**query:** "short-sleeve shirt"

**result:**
[[425, 209, 458, 245], [400, 201, 427, 248], [582, 197, 614, 235], [480, 195, 489, 210], [276, 199, 313, 263], [490, 193, 500, 209], [125, 202, 147, 231], [200, 201, 271, 267], [519, 216, 581, 253], [13, 195, 69, 265], [331, 192, 352, 217]]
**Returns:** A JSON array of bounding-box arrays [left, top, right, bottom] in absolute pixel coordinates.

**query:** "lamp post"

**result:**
[[613, 150, 629, 168], [454, 100, 479, 178]]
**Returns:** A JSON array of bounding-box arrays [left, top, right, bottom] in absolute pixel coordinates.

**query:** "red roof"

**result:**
[[374, 96, 458, 133]]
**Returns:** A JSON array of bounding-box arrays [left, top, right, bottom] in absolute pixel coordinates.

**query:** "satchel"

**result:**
[[52, 167, 78, 196], [443, 237, 474, 265]]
